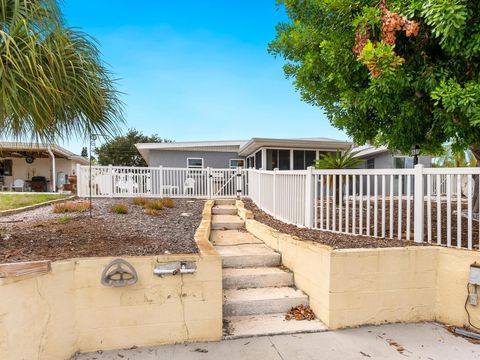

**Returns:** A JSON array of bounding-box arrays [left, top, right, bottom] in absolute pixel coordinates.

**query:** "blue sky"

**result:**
[[62, 1, 348, 153]]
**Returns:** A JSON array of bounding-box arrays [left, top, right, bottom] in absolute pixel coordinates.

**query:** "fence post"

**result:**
[[305, 167, 314, 228], [414, 164, 424, 243], [273, 168, 277, 218], [76, 164, 81, 197], [159, 166, 163, 198], [207, 167, 212, 199], [108, 164, 113, 198], [236, 167, 242, 199]]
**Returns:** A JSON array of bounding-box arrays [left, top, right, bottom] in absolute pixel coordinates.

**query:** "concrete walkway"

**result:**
[[74, 323, 480, 360]]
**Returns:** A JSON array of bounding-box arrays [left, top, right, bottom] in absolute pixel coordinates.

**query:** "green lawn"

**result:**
[[0, 194, 68, 211]]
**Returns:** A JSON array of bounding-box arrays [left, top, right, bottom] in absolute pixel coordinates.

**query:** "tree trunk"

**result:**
[[470, 145, 480, 214]]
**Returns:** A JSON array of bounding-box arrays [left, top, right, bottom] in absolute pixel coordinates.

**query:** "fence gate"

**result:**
[[209, 168, 243, 198]]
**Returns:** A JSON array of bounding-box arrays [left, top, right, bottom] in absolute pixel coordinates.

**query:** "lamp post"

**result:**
[[411, 144, 420, 166], [88, 132, 108, 218]]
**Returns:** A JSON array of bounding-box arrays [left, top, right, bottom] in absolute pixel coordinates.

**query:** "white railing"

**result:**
[[77, 164, 480, 250], [244, 165, 480, 251], [77, 165, 243, 199]]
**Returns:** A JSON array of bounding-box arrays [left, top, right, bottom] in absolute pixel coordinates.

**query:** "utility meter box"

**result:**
[[469, 263, 480, 285]]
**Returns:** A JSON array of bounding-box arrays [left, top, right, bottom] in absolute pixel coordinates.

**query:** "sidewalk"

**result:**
[[74, 323, 479, 360]]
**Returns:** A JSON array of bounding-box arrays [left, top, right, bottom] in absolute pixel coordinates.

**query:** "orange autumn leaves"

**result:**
[[353, 0, 420, 77]]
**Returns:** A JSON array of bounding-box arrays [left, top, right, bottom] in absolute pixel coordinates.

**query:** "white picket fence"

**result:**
[[77, 165, 245, 199], [77, 165, 480, 250]]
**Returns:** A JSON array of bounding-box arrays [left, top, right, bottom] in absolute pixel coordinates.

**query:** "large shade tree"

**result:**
[[0, 0, 123, 142], [269, 0, 480, 159]]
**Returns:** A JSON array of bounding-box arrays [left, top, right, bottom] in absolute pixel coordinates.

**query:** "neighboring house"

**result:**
[[136, 138, 351, 170], [353, 145, 432, 169], [0, 142, 88, 192]]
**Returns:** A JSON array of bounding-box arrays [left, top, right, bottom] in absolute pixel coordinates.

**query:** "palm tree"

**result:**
[[0, 0, 123, 142], [315, 148, 364, 204], [314, 148, 363, 169]]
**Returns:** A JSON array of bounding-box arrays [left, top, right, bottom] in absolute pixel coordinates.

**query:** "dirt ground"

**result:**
[[0, 198, 204, 263], [243, 199, 422, 249]]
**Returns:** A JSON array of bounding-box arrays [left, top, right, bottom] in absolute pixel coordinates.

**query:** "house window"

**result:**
[[366, 158, 375, 169], [229, 159, 244, 169], [293, 150, 316, 170], [246, 156, 254, 168], [0, 160, 12, 176], [266, 149, 290, 170], [187, 158, 204, 169], [254, 151, 262, 170], [394, 157, 413, 169]]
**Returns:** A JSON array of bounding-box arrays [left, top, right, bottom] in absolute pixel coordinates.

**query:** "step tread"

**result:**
[[211, 230, 263, 246], [212, 215, 244, 223], [216, 244, 278, 257], [224, 313, 327, 339], [224, 286, 307, 303], [215, 199, 236, 205], [223, 267, 291, 277], [223, 267, 294, 289]]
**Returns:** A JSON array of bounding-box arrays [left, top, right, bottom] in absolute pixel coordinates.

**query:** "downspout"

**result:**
[[47, 146, 56, 192]]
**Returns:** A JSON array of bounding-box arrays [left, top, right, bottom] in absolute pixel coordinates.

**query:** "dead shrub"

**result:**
[[110, 203, 129, 214], [132, 197, 148, 206], [144, 208, 159, 216], [144, 199, 164, 210], [53, 201, 91, 213], [162, 197, 174, 208]]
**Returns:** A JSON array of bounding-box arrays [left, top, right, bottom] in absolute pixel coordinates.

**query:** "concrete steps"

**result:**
[[223, 287, 308, 316], [223, 267, 294, 289], [212, 204, 237, 215], [211, 215, 245, 230], [211, 199, 327, 338], [224, 314, 327, 339], [216, 244, 281, 268]]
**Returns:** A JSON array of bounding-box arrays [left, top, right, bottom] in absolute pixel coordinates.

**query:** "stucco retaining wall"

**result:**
[[0, 200, 222, 360], [245, 217, 480, 330]]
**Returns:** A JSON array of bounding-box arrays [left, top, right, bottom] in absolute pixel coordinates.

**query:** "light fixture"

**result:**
[[411, 144, 420, 166]]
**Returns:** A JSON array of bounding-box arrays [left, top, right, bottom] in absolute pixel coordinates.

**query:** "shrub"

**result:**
[[57, 216, 71, 224], [144, 199, 164, 210], [144, 208, 159, 216], [132, 197, 148, 206], [53, 201, 91, 213], [162, 197, 174, 208], [110, 203, 128, 214]]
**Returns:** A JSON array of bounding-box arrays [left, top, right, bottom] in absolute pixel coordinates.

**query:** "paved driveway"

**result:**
[[74, 323, 479, 360]]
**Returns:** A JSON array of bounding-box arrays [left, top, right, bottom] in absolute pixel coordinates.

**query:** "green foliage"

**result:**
[[110, 203, 129, 214], [0, 0, 124, 142], [269, 0, 480, 157], [57, 216, 71, 224], [315, 148, 364, 169], [94, 129, 171, 166], [81, 147, 88, 158]]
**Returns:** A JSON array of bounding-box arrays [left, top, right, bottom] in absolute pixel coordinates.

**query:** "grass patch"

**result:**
[[162, 197, 175, 208], [53, 201, 91, 213], [144, 199, 164, 210], [57, 216, 72, 224], [132, 197, 148, 206], [110, 203, 129, 214], [0, 194, 67, 211]]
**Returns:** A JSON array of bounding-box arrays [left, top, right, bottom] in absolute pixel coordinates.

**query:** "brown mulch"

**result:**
[[285, 304, 316, 321], [243, 199, 422, 249], [0, 198, 204, 263]]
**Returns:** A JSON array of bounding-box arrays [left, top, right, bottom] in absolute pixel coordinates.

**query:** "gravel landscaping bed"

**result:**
[[0, 198, 204, 263], [243, 199, 424, 249]]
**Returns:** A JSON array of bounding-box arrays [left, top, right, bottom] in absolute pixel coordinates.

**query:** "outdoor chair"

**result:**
[[183, 178, 195, 195], [11, 179, 25, 192]]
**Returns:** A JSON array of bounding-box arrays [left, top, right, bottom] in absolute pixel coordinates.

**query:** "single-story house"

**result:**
[[0, 142, 88, 192], [136, 138, 351, 170], [136, 138, 432, 171]]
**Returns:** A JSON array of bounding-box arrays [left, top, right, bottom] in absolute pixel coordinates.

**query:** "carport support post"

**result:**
[[304, 166, 314, 228], [414, 164, 424, 243]]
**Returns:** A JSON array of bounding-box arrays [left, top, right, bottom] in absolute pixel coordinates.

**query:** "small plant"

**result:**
[[162, 197, 174, 208], [144, 199, 164, 210], [132, 197, 148, 206], [53, 201, 91, 213], [144, 208, 159, 216], [57, 216, 71, 224], [110, 203, 128, 214]]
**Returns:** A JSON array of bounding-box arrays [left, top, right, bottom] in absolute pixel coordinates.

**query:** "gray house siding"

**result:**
[[148, 150, 242, 168]]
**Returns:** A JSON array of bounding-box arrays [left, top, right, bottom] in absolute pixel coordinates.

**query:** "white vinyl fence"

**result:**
[[245, 166, 480, 251], [77, 165, 480, 250], [77, 165, 245, 199]]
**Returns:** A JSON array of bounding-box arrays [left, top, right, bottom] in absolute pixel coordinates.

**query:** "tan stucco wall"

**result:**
[[0, 200, 222, 360], [246, 217, 480, 331]]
